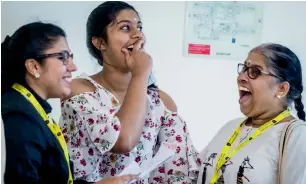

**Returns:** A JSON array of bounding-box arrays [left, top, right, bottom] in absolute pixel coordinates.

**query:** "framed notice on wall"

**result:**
[[183, 2, 264, 61]]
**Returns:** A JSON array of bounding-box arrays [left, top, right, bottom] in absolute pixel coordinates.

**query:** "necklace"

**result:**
[[100, 76, 116, 95], [100, 75, 124, 104]]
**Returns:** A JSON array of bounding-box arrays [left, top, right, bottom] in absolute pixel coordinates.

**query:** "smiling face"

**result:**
[[26, 36, 77, 99], [237, 52, 284, 118], [41, 37, 77, 98], [98, 9, 144, 71]]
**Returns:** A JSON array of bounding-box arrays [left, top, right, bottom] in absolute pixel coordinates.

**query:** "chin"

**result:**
[[240, 105, 251, 117], [61, 88, 71, 98]]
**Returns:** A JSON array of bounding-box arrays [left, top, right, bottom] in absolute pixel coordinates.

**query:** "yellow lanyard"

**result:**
[[12, 83, 73, 184], [209, 109, 290, 184]]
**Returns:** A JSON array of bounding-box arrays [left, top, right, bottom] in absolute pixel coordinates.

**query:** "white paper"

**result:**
[[118, 142, 177, 184]]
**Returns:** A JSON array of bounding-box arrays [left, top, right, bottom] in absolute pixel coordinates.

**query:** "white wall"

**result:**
[[2, 1, 306, 151]]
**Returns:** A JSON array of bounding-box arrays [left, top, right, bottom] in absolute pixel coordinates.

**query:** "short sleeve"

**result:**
[[60, 93, 121, 179], [149, 111, 201, 184], [281, 122, 306, 184], [4, 113, 45, 184]]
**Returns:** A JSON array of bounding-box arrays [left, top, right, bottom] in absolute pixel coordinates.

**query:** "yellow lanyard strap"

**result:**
[[210, 109, 291, 184], [12, 83, 73, 184]]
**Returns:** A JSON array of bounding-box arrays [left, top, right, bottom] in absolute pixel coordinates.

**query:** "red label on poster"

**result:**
[[188, 44, 211, 55]]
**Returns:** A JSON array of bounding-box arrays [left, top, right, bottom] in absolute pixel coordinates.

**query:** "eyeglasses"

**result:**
[[35, 50, 73, 65], [237, 63, 280, 80]]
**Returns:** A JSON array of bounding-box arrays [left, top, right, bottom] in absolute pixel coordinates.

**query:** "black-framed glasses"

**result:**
[[35, 50, 73, 65], [237, 63, 280, 80]]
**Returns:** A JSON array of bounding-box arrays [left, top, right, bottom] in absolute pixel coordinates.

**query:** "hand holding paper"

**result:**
[[118, 142, 177, 184]]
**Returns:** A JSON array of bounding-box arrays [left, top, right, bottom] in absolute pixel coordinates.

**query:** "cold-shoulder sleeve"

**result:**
[[149, 110, 201, 184]]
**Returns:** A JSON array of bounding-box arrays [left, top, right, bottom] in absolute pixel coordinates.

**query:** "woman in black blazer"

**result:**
[[1, 22, 135, 184]]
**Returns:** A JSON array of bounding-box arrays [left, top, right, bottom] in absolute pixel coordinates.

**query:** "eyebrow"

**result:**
[[116, 20, 142, 25], [58, 49, 71, 54], [244, 61, 264, 69]]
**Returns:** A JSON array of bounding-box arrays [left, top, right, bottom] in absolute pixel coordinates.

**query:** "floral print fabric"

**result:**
[[59, 74, 200, 183]]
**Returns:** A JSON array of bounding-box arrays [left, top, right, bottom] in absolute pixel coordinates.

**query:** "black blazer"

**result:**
[[2, 87, 88, 184]]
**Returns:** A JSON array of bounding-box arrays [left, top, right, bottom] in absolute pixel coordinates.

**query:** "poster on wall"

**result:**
[[183, 2, 264, 61]]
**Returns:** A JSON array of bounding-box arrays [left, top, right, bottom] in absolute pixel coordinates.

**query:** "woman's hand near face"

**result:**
[[121, 38, 152, 78], [112, 38, 152, 153]]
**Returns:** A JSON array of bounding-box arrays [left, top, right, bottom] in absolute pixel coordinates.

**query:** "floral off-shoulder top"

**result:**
[[59, 73, 201, 183]]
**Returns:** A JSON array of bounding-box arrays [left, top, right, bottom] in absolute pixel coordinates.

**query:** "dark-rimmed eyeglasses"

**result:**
[[35, 50, 73, 65], [237, 63, 280, 80]]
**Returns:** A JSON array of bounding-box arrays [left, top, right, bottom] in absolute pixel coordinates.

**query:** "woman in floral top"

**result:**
[[59, 1, 200, 183]]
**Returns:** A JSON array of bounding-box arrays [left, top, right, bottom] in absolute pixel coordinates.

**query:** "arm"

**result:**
[[113, 38, 153, 153], [281, 124, 306, 184], [74, 175, 136, 184], [94, 175, 136, 184], [3, 114, 45, 184], [113, 76, 148, 153]]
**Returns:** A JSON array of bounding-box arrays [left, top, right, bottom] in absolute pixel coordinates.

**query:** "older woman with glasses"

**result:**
[[197, 43, 306, 184]]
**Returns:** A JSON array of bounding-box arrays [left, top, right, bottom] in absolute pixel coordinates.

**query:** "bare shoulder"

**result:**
[[158, 90, 177, 112], [61, 78, 96, 101]]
